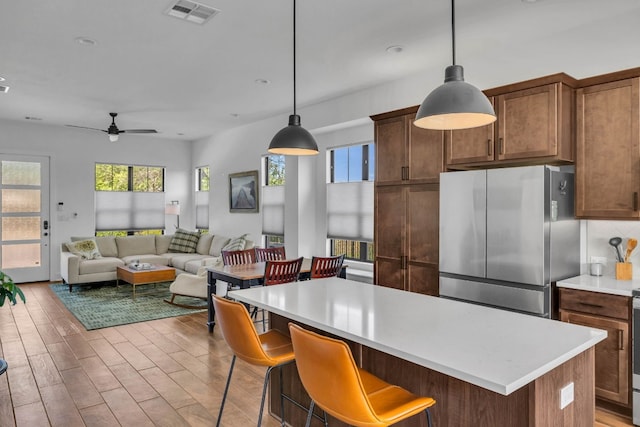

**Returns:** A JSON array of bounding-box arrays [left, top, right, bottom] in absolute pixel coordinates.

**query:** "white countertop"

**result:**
[[228, 278, 606, 396], [557, 274, 640, 297]]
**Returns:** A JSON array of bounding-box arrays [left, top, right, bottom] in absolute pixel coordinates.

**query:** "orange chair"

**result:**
[[288, 323, 436, 427], [213, 295, 296, 427], [222, 248, 256, 265], [255, 246, 286, 262], [310, 254, 345, 279]]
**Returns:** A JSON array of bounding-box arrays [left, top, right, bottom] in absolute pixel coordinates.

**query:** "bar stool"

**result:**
[[288, 323, 436, 427], [212, 295, 293, 427]]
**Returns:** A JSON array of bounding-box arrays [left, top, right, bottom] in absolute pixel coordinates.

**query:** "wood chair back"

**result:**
[[255, 246, 286, 262], [310, 254, 345, 279], [222, 248, 256, 266], [263, 257, 303, 286]]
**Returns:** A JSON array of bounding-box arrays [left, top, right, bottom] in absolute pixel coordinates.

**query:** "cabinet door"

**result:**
[[407, 184, 439, 265], [408, 125, 445, 183], [374, 185, 406, 289], [576, 78, 640, 218], [446, 112, 495, 166], [407, 263, 439, 296], [560, 310, 630, 405], [496, 84, 559, 160], [375, 115, 408, 185]]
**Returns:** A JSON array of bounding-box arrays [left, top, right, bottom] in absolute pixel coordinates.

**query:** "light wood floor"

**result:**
[[0, 282, 635, 426]]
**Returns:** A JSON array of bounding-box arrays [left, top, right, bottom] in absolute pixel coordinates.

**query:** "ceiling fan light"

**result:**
[[109, 134, 119, 142], [415, 65, 496, 130], [268, 114, 318, 155]]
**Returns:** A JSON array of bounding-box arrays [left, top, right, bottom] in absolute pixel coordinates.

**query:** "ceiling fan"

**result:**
[[67, 112, 158, 142]]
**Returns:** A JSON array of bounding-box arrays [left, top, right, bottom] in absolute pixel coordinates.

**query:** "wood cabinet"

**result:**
[[559, 288, 631, 407], [576, 74, 640, 219], [372, 106, 444, 296], [446, 74, 576, 169]]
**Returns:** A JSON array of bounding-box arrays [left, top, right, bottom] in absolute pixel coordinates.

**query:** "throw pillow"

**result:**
[[168, 229, 200, 253], [209, 235, 231, 256], [222, 234, 249, 252], [66, 239, 102, 260]]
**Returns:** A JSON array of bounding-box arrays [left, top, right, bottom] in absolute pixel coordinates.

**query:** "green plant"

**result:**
[[0, 271, 25, 306]]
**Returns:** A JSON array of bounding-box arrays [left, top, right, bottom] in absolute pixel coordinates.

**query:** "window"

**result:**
[[327, 143, 374, 262], [95, 163, 165, 235], [195, 166, 210, 231], [262, 155, 285, 248]]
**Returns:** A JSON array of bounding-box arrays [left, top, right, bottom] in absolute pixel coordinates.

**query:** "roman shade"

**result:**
[[195, 190, 209, 229], [262, 185, 284, 236], [326, 181, 373, 242], [95, 191, 164, 231]]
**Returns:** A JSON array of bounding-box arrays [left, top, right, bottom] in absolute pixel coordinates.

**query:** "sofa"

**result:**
[[60, 232, 253, 291]]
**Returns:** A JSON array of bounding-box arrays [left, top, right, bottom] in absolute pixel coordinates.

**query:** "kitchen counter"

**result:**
[[229, 278, 605, 426], [229, 278, 605, 395], [557, 274, 640, 296]]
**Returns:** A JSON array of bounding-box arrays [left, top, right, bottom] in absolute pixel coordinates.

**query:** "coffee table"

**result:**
[[116, 265, 176, 300]]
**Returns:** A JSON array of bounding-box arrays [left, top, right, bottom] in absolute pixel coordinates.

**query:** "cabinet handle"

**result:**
[[401, 166, 409, 181], [618, 330, 624, 351], [487, 139, 493, 156], [634, 192, 638, 211], [401, 255, 408, 270], [578, 302, 603, 309], [499, 137, 504, 155]]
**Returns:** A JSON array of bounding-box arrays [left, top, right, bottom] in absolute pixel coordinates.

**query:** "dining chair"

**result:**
[[288, 323, 436, 427], [255, 246, 286, 262], [310, 254, 345, 279], [252, 257, 304, 328], [212, 295, 294, 427], [222, 247, 257, 265]]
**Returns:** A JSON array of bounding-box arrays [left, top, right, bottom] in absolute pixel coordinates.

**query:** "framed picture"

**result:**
[[229, 170, 259, 213]]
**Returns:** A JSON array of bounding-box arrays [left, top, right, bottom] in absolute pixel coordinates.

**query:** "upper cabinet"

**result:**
[[576, 71, 640, 219], [373, 106, 445, 185], [446, 74, 577, 169]]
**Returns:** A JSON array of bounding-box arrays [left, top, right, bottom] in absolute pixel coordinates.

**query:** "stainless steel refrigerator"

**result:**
[[439, 165, 580, 318]]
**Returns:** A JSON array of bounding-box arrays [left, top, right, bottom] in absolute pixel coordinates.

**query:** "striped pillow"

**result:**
[[168, 229, 200, 253], [221, 234, 249, 252]]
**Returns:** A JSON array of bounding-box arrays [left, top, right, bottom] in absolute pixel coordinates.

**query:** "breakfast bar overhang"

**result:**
[[228, 278, 606, 426]]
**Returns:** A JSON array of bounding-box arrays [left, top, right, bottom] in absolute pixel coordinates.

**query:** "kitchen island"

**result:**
[[228, 277, 606, 426]]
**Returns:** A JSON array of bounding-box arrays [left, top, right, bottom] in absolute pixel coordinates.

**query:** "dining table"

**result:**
[[206, 258, 346, 332]]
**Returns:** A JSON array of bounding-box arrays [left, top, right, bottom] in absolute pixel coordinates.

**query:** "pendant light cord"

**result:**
[[292, 0, 297, 116], [451, 0, 456, 66]]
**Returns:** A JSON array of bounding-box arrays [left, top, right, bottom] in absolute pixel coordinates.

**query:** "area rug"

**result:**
[[50, 282, 207, 330]]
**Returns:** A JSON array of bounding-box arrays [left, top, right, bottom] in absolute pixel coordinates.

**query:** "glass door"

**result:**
[[0, 155, 50, 283]]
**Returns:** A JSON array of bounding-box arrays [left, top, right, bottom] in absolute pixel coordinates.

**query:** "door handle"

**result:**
[[43, 220, 49, 230], [487, 139, 493, 156]]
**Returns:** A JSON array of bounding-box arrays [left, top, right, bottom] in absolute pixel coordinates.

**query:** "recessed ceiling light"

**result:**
[[255, 79, 270, 85], [386, 45, 404, 54], [75, 36, 97, 46], [25, 116, 42, 121], [230, 113, 240, 118], [0, 86, 9, 93], [177, 132, 184, 136], [0, 76, 5, 82]]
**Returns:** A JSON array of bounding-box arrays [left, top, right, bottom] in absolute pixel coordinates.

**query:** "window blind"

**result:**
[[195, 190, 209, 229], [95, 191, 165, 231], [262, 185, 284, 236], [326, 181, 373, 242]]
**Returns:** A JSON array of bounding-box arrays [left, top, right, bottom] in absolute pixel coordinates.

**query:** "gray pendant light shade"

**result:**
[[268, 0, 318, 156], [414, 0, 496, 131], [268, 114, 318, 155], [414, 65, 496, 130]]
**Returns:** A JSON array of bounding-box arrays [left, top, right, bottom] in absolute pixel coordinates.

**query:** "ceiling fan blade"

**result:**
[[65, 124, 108, 133], [120, 129, 158, 134]]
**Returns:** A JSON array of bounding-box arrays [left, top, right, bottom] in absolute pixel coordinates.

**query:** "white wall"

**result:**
[[585, 220, 640, 278], [0, 118, 192, 281]]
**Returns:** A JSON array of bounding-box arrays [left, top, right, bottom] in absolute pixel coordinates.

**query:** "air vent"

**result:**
[[0, 86, 9, 93], [165, 0, 220, 25]]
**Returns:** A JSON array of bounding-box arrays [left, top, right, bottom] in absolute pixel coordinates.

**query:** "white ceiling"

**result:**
[[1, 0, 639, 142]]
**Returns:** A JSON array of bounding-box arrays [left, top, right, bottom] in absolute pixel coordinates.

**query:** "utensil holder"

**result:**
[[615, 262, 632, 280]]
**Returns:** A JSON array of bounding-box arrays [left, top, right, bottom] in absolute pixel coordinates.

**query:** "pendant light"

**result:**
[[414, 0, 496, 130], [268, 0, 318, 155]]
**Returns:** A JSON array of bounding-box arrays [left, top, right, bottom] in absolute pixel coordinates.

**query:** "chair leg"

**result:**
[[279, 366, 285, 427], [216, 355, 236, 427], [305, 400, 315, 427], [258, 366, 276, 427], [425, 407, 433, 427]]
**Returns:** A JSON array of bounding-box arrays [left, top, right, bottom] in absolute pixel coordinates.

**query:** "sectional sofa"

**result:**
[[60, 233, 253, 291]]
